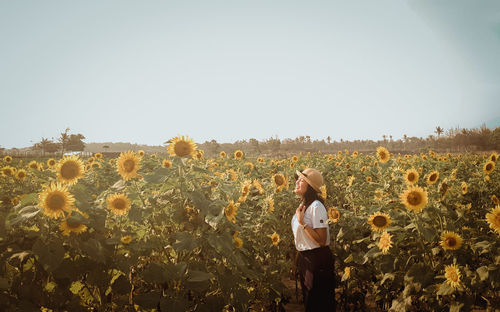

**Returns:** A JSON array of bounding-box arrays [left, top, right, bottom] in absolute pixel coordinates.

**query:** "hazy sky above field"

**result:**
[[1, 0, 500, 148]]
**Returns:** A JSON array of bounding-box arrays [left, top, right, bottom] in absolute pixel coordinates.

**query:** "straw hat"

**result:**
[[295, 168, 323, 192]]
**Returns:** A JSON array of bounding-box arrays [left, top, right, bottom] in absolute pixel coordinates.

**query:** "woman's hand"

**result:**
[[296, 203, 306, 225]]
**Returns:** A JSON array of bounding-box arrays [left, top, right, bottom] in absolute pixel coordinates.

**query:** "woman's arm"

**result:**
[[302, 225, 327, 246]]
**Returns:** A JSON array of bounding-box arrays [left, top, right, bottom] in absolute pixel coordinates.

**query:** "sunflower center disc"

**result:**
[[407, 192, 421, 206], [123, 159, 135, 172], [61, 163, 79, 179], [47, 193, 65, 210]]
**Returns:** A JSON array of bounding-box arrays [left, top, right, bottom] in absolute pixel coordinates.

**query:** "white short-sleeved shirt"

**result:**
[[291, 200, 330, 251]]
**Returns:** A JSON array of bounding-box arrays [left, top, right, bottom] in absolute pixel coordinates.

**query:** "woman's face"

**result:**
[[294, 176, 309, 196]]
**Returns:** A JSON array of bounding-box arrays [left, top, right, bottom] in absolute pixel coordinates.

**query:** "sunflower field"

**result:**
[[0, 136, 499, 311]]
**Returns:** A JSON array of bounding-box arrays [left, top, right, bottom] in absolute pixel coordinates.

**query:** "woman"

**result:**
[[292, 168, 336, 311]]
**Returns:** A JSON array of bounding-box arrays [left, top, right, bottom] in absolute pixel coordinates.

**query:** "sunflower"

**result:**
[[137, 150, 145, 157], [376, 147, 390, 163], [1, 166, 14, 177], [366, 176, 372, 182], [59, 218, 87, 236], [224, 201, 238, 223], [252, 180, 265, 195], [426, 171, 439, 185], [56, 155, 85, 185], [377, 232, 393, 254], [444, 264, 461, 289], [270, 232, 280, 246], [272, 173, 286, 189], [245, 162, 254, 171], [38, 182, 75, 219], [440, 231, 463, 250], [94, 153, 103, 159], [404, 169, 419, 185], [121, 235, 132, 244], [234, 150, 244, 160], [3, 155, 12, 163], [219, 151, 226, 158], [162, 159, 172, 169], [316, 185, 325, 201], [291, 155, 299, 162], [360, 166, 366, 172], [343, 267, 351, 280], [15, 169, 27, 181], [106, 193, 131, 215], [400, 186, 428, 213], [491, 195, 499, 205], [328, 207, 340, 223], [194, 150, 204, 160], [92, 162, 102, 170], [267, 197, 275, 213], [483, 161, 495, 175], [486, 205, 500, 235], [47, 158, 57, 168], [374, 190, 384, 201], [257, 157, 265, 163], [368, 212, 391, 232], [167, 135, 197, 157], [11, 197, 20, 206], [116, 151, 141, 181], [234, 236, 243, 248], [461, 182, 468, 195], [439, 182, 449, 200], [489, 152, 498, 163]]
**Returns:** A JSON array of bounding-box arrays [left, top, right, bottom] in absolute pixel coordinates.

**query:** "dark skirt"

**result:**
[[297, 246, 336, 311]]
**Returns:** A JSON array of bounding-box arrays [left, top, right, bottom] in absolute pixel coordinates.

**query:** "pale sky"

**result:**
[[1, 0, 500, 148]]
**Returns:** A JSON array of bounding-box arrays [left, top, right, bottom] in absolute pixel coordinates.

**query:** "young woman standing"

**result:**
[[292, 168, 336, 311]]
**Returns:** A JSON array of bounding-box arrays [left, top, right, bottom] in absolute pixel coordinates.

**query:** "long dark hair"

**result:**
[[302, 184, 324, 208]]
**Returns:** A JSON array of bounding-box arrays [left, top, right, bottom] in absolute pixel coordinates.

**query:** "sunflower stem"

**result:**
[[133, 180, 146, 208], [414, 213, 435, 269]]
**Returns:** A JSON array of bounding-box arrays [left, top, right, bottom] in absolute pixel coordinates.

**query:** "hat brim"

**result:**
[[295, 170, 321, 192]]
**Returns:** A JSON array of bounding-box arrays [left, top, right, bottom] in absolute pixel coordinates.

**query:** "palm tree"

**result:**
[[435, 126, 444, 138]]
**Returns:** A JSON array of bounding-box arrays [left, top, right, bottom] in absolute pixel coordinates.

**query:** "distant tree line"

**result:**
[[198, 125, 500, 158], [1, 125, 499, 158]]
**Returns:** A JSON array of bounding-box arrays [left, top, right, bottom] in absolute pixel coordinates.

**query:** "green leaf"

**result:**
[[473, 241, 490, 254], [344, 254, 353, 264], [364, 246, 381, 262], [160, 297, 191, 312], [164, 262, 188, 280], [112, 275, 131, 295], [80, 238, 107, 263], [0, 277, 9, 290], [437, 282, 455, 296], [450, 302, 464, 312], [172, 232, 199, 253], [134, 291, 161, 309], [476, 266, 489, 281], [19, 193, 38, 206], [7, 206, 40, 226], [142, 263, 167, 284], [421, 225, 436, 242], [143, 168, 170, 184], [381, 273, 395, 285], [32, 239, 65, 272], [111, 179, 126, 190], [187, 270, 214, 283]]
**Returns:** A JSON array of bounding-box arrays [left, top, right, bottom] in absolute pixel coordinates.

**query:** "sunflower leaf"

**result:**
[[476, 266, 489, 281], [437, 282, 455, 296]]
